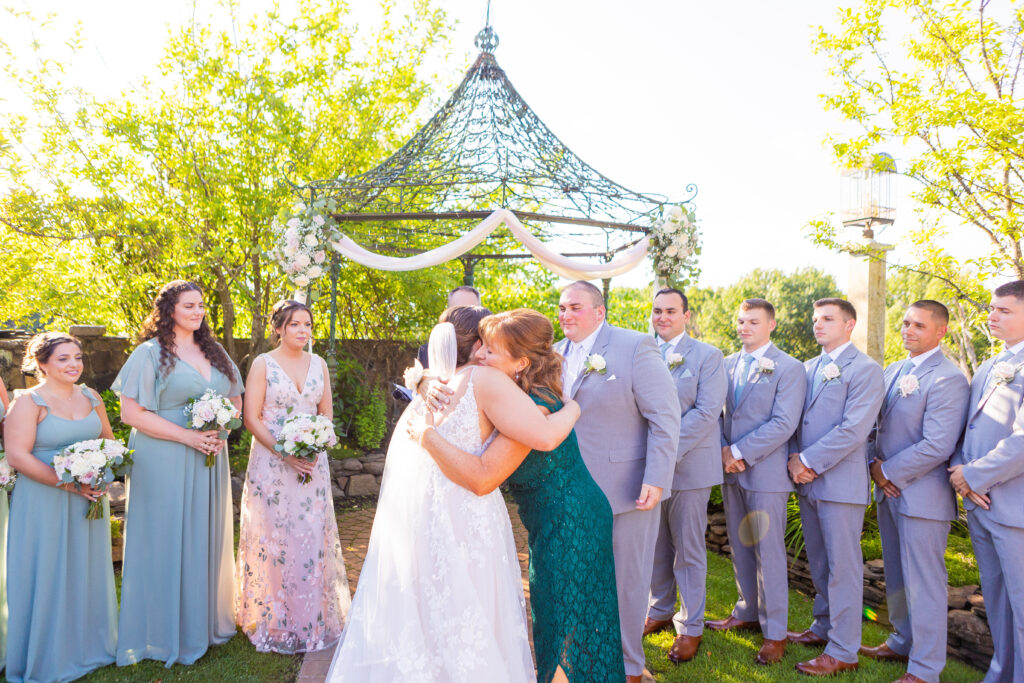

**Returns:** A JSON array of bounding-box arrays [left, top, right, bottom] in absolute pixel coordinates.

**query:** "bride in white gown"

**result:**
[[326, 307, 580, 682]]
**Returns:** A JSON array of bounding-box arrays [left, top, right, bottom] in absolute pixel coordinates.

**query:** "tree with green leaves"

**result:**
[[808, 0, 1024, 309], [0, 0, 471, 358], [687, 268, 844, 360]]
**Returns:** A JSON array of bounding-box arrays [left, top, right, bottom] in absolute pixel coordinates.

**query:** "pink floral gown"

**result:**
[[235, 353, 351, 653]]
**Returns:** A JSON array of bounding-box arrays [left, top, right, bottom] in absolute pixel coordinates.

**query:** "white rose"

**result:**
[[306, 265, 323, 279], [294, 253, 311, 269], [898, 373, 919, 397], [822, 362, 841, 381], [312, 215, 325, 227], [192, 413, 206, 429], [283, 245, 297, 258], [665, 245, 679, 257], [294, 275, 310, 288], [757, 357, 775, 373], [216, 408, 233, 425], [313, 251, 326, 264], [303, 234, 318, 247], [666, 205, 684, 220], [404, 359, 425, 391], [588, 354, 606, 371], [286, 218, 301, 229], [993, 361, 1017, 384]]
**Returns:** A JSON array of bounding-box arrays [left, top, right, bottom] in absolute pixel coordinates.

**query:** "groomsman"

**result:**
[[950, 280, 1024, 683], [864, 300, 969, 683], [416, 286, 482, 367], [643, 288, 727, 664], [788, 298, 883, 676], [555, 280, 681, 683], [707, 298, 805, 666]]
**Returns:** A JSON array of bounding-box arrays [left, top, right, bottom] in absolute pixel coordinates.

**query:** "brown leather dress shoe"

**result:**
[[756, 638, 786, 665], [858, 642, 909, 662], [625, 676, 642, 683], [893, 674, 926, 683], [787, 628, 828, 646], [667, 634, 701, 663], [795, 653, 858, 676], [643, 616, 674, 636], [705, 615, 761, 633]]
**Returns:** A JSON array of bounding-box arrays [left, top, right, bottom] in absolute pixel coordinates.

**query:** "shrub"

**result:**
[[353, 386, 387, 450], [100, 390, 132, 443]]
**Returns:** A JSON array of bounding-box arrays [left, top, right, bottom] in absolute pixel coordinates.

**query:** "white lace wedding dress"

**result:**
[[325, 367, 535, 682]]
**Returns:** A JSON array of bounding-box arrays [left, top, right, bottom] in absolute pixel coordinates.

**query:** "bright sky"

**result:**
[[8, 0, 945, 292]]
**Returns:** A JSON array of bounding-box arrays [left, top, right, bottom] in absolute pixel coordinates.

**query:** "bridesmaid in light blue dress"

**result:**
[[2, 332, 118, 682], [113, 281, 242, 668], [0, 374, 10, 671]]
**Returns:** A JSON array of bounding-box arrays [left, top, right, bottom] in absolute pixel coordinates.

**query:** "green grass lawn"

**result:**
[[643, 551, 982, 682]]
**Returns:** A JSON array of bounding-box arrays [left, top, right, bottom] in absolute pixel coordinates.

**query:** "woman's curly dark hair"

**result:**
[[138, 280, 237, 381]]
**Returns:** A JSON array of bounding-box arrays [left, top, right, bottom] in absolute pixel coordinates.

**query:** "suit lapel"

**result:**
[[570, 323, 612, 399], [968, 357, 994, 422], [736, 344, 772, 409], [669, 334, 695, 377], [881, 360, 903, 418], [725, 353, 739, 413], [970, 348, 1024, 420]]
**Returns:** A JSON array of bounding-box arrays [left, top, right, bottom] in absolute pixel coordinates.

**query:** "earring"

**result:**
[[515, 368, 522, 381]]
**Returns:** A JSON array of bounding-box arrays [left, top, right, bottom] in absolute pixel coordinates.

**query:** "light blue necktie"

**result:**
[[814, 354, 834, 391], [885, 360, 913, 406], [659, 341, 672, 359], [734, 353, 754, 403]]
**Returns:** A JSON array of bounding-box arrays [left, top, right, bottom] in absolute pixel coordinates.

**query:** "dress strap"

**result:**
[[27, 390, 47, 408], [82, 386, 103, 408]]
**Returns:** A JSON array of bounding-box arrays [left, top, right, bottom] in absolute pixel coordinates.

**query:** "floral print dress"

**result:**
[[235, 353, 350, 653]]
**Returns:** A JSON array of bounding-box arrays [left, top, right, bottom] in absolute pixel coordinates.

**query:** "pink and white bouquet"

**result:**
[[0, 453, 16, 493], [184, 389, 242, 467], [275, 412, 337, 484], [268, 198, 341, 289], [53, 438, 133, 519], [649, 204, 701, 282]]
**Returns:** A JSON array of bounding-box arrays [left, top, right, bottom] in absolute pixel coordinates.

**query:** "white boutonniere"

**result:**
[[584, 353, 607, 376], [992, 361, 1018, 385], [403, 359, 425, 391], [756, 357, 775, 375], [666, 352, 684, 370], [822, 362, 842, 383], [897, 373, 919, 398]]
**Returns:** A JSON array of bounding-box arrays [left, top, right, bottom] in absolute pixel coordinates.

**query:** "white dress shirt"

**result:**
[[657, 331, 686, 355]]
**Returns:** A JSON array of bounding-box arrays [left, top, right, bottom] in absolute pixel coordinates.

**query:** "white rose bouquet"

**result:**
[[0, 452, 16, 493], [184, 390, 242, 467], [649, 204, 701, 284], [268, 197, 341, 289], [276, 412, 338, 483], [52, 438, 133, 519]]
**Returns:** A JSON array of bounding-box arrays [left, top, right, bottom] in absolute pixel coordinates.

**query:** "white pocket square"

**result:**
[[606, 374, 617, 381], [680, 368, 694, 378]]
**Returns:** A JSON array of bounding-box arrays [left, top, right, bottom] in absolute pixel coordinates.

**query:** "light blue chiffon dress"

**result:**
[[112, 338, 241, 668], [5, 387, 117, 682]]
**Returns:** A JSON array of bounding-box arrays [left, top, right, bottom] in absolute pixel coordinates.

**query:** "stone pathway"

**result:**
[[299, 502, 653, 683]]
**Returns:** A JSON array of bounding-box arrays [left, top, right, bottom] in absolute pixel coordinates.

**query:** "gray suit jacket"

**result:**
[[792, 344, 883, 505], [869, 351, 969, 521], [720, 343, 805, 493], [668, 335, 726, 491], [557, 323, 681, 514], [956, 348, 1024, 528]]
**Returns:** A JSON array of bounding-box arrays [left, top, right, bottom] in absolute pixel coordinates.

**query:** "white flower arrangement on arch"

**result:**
[[649, 204, 701, 285], [269, 197, 341, 289]]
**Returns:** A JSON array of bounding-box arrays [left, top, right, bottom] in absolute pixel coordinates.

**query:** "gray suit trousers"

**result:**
[[878, 496, 948, 683], [648, 487, 711, 636], [613, 505, 661, 676], [722, 484, 789, 640], [968, 507, 1024, 683], [799, 493, 865, 663]]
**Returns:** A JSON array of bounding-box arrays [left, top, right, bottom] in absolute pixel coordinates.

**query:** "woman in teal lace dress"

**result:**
[[3, 333, 118, 682], [114, 281, 242, 667], [413, 308, 623, 683]]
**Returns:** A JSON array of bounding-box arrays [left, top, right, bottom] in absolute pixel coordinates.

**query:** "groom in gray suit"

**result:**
[[863, 300, 969, 683], [707, 298, 805, 666], [555, 280, 680, 683], [643, 288, 727, 664], [950, 280, 1024, 683], [787, 298, 884, 676]]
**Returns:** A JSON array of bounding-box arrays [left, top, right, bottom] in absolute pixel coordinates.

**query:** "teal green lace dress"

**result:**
[[507, 393, 624, 683]]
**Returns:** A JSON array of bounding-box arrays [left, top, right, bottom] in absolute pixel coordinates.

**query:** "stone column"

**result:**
[[846, 239, 893, 364]]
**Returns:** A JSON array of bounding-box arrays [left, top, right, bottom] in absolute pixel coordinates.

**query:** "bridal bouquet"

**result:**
[[184, 390, 242, 466], [0, 453, 16, 493], [52, 438, 133, 520], [268, 197, 342, 289], [275, 412, 337, 484]]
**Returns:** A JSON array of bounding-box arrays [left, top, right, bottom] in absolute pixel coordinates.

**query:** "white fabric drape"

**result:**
[[329, 208, 649, 281]]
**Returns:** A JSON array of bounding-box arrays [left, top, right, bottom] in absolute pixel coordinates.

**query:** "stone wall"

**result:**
[[706, 506, 992, 671]]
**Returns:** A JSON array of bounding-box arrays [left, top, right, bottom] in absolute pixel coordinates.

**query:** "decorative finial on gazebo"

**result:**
[[475, 0, 499, 53]]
